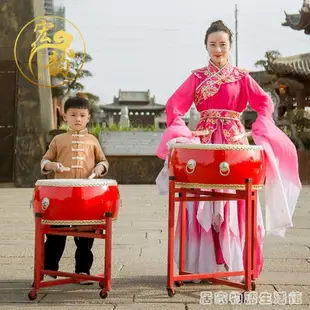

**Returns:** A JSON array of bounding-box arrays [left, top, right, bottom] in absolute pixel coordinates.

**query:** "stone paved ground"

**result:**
[[0, 185, 310, 310]]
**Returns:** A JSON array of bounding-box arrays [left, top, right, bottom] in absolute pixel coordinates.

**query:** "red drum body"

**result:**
[[32, 179, 120, 225], [168, 144, 266, 190]]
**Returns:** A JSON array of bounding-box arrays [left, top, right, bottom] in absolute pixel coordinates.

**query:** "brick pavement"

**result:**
[[0, 185, 309, 309]]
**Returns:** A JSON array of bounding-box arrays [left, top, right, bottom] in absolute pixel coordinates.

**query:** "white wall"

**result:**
[[100, 131, 164, 156]]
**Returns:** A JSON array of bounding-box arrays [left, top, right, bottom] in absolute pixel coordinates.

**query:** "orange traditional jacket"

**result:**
[[41, 128, 109, 179]]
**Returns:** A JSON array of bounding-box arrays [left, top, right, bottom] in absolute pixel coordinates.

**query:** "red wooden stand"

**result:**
[[167, 176, 258, 297], [28, 212, 113, 300]]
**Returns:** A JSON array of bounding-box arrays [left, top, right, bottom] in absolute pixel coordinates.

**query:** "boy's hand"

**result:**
[[45, 162, 67, 172], [92, 165, 106, 177]]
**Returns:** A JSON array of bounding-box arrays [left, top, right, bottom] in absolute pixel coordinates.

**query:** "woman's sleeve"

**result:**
[[156, 74, 197, 159], [245, 74, 301, 237]]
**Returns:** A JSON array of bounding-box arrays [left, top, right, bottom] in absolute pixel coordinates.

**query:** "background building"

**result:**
[[101, 90, 166, 128]]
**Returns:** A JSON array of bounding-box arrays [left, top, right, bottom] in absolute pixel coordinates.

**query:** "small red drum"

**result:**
[[32, 179, 120, 225], [168, 143, 266, 190]]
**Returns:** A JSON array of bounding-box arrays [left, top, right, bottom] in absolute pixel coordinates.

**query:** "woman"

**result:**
[[156, 20, 301, 280]]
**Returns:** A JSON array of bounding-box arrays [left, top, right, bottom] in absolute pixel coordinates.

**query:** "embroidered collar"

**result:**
[[68, 127, 88, 134], [207, 60, 233, 76], [192, 61, 233, 78], [192, 61, 247, 105]]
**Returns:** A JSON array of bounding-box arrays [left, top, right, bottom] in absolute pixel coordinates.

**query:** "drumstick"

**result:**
[[56, 163, 70, 172], [232, 131, 252, 142], [88, 172, 96, 179]]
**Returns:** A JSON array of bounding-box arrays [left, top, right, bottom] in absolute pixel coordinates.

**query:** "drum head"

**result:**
[[35, 178, 118, 187]]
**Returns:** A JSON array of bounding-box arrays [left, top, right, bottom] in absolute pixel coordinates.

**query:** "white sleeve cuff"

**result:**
[[96, 161, 109, 176], [41, 160, 52, 175]]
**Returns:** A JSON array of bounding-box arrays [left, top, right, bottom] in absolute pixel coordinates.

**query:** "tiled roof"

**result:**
[[100, 89, 165, 111], [282, 0, 310, 34], [270, 53, 310, 78], [100, 103, 165, 111], [119, 91, 150, 102]]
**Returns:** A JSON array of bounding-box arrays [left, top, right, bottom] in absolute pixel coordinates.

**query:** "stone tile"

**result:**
[[118, 262, 166, 277], [258, 272, 310, 285], [38, 288, 132, 304], [0, 292, 46, 303], [134, 286, 201, 304], [263, 245, 310, 259], [116, 303, 186, 309], [287, 228, 310, 238], [0, 281, 33, 290], [262, 259, 310, 272], [291, 217, 310, 229], [0, 305, 114, 309], [1, 185, 310, 308]]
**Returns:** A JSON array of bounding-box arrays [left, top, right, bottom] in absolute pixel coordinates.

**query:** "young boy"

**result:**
[[41, 95, 109, 284]]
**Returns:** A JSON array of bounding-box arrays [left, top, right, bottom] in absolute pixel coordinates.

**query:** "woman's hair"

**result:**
[[204, 20, 233, 46], [64, 93, 90, 113]]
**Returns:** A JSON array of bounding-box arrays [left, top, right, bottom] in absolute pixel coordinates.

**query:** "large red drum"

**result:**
[[168, 143, 266, 190], [32, 179, 120, 225]]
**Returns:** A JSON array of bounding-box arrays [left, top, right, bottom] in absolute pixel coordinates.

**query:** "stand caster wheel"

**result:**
[[99, 282, 105, 289], [174, 281, 183, 287], [99, 289, 108, 299], [167, 288, 175, 297], [251, 281, 256, 291], [28, 290, 37, 300]]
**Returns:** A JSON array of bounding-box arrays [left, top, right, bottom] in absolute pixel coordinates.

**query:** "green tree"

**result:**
[[51, 52, 98, 100], [50, 52, 102, 127], [83, 92, 100, 105], [255, 50, 281, 73]]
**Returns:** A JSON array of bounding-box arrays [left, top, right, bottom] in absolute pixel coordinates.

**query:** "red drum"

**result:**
[[32, 179, 120, 225], [168, 143, 265, 190]]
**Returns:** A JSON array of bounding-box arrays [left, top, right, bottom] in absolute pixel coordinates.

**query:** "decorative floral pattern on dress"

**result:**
[[194, 109, 249, 145], [192, 62, 248, 106]]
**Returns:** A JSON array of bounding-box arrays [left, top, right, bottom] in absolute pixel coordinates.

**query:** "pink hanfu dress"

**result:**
[[156, 61, 301, 279]]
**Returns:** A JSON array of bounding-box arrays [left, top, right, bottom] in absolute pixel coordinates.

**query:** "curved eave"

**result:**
[[282, 1, 310, 34], [271, 53, 310, 78]]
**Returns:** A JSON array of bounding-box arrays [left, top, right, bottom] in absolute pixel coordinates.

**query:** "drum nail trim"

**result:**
[[41, 219, 117, 225], [170, 144, 263, 151], [175, 182, 263, 190], [35, 179, 118, 187]]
